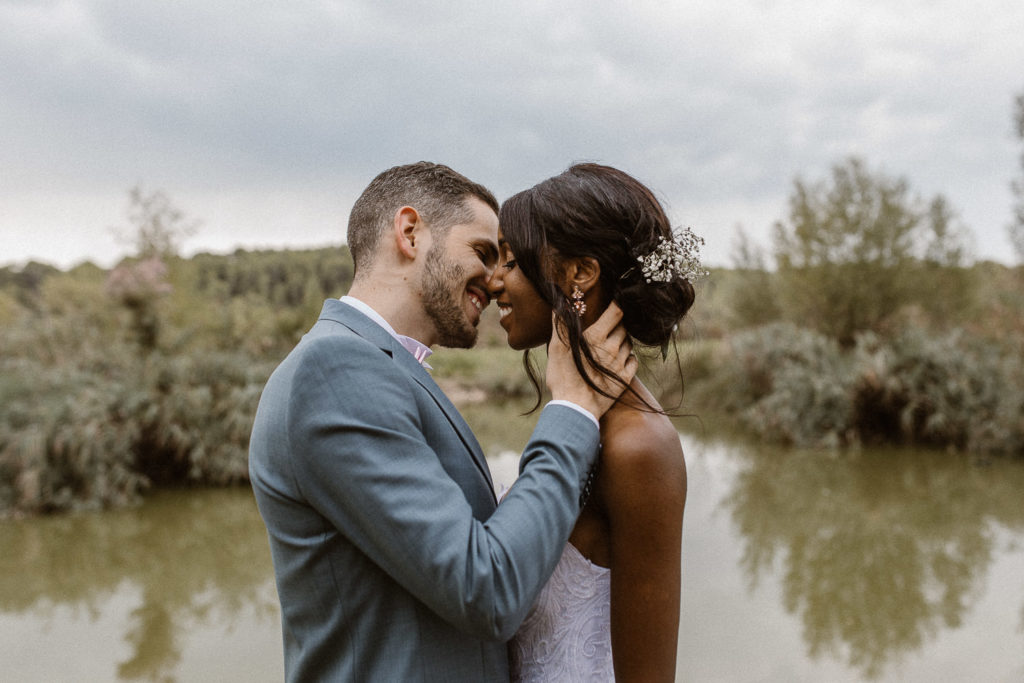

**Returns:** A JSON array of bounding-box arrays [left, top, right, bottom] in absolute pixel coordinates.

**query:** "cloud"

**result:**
[[1, 0, 1023, 268]]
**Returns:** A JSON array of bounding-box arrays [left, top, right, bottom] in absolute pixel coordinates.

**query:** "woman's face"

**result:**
[[486, 236, 553, 350]]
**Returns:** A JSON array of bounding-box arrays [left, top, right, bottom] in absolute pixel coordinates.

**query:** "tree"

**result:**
[[915, 195, 976, 327], [772, 157, 974, 345], [725, 225, 781, 329], [106, 187, 198, 350], [114, 186, 199, 260], [1010, 91, 1024, 262]]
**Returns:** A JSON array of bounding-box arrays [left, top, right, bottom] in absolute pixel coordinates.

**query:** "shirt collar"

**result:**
[[339, 296, 433, 368]]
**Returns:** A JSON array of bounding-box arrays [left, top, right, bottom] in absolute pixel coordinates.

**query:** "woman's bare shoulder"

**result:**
[[596, 402, 686, 535], [600, 404, 685, 480]]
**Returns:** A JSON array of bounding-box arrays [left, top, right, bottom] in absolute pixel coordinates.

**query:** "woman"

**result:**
[[488, 163, 702, 682]]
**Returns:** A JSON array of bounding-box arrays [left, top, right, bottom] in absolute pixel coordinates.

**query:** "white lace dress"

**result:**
[[509, 542, 614, 681]]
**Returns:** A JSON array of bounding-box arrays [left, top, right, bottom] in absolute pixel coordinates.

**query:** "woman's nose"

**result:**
[[485, 268, 503, 296]]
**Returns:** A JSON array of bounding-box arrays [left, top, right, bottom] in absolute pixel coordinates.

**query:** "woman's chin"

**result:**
[[508, 335, 548, 352], [504, 333, 532, 352], [501, 322, 551, 351]]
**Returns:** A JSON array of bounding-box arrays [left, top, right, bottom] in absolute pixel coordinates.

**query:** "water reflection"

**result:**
[[722, 442, 1024, 679], [2, 423, 1023, 681], [0, 487, 276, 681]]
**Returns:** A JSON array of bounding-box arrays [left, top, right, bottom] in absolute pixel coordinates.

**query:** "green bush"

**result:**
[[853, 330, 1022, 455], [725, 323, 854, 447], [0, 351, 146, 514], [967, 355, 1024, 457], [699, 323, 1023, 456], [0, 345, 271, 516]]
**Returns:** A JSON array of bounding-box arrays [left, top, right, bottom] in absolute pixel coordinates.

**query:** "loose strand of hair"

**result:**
[[522, 349, 544, 415]]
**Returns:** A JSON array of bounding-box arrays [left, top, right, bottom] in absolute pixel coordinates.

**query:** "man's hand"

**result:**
[[546, 303, 638, 420]]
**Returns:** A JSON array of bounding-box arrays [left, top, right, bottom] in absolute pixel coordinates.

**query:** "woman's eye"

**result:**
[[503, 259, 517, 269]]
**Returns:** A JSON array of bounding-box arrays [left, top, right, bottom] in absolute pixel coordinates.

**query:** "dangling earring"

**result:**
[[570, 285, 586, 317]]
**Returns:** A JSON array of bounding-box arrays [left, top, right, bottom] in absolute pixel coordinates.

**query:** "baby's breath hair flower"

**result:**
[[634, 226, 708, 283]]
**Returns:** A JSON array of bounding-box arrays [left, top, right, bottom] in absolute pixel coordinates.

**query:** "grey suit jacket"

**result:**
[[249, 299, 599, 682]]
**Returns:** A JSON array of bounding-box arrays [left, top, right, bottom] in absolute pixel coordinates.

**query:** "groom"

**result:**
[[249, 162, 635, 682]]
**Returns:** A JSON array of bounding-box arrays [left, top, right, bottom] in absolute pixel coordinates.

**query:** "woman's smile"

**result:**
[[486, 243, 553, 350]]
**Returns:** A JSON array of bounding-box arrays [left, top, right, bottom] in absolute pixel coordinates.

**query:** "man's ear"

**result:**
[[393, 206, 425, 260], [562, 257, 601, 294]]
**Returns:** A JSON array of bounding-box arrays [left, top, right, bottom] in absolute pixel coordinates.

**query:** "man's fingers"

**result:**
[[551, 304, 634, 385], [584, 301, 624, 337], [544, 303, 637, 417], [583, 316, 627, 354], [623, 352, 639, 380], [549, 312, 569, 349], [615, 336, 636, 376], [599, 325, 626, 356], [618, 335, 634, 361]]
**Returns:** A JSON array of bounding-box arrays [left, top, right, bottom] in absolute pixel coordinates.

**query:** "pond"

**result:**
[[2, 406, 1023, 681]]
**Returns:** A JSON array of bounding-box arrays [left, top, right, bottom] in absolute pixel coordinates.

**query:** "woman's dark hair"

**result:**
[[500, 163, 697, 410]]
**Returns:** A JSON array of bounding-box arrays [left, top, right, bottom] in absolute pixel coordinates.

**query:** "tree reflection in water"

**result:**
[[0, 487, 276, 681], [3, 433, 1023, 681], [723, 444, 1024, 679]]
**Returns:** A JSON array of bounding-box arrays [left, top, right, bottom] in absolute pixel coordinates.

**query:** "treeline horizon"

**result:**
[[2, 150, 1024, 517]]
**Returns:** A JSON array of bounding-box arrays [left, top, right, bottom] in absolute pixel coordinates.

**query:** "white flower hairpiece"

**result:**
[[636, 226, 708, 283]]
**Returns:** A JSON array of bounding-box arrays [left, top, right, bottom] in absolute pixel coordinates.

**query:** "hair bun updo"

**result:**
[[615, 270, 696, 348]]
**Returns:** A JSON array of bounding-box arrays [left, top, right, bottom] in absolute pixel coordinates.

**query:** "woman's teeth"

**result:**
[[498, 306, 511, 319]]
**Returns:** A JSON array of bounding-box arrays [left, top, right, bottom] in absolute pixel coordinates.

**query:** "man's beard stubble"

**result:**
[[421, 241, 478, 349]]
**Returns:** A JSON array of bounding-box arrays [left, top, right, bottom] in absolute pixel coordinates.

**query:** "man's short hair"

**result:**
[[347, 162, 499, 274]]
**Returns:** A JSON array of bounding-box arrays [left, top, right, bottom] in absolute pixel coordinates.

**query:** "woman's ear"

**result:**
[[562, 257, 601, 294], [393, 206, 424, 260]]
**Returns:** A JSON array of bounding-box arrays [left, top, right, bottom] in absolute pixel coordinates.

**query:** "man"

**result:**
[[249, 162, 635, 681]]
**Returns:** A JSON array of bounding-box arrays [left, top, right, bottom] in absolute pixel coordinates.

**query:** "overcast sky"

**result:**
[[3, 0, 1023, 270]]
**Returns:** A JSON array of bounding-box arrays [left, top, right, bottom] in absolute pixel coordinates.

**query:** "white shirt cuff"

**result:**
[[546, 400, 600, 430]]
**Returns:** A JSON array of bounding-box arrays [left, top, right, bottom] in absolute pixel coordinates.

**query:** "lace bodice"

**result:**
[[509, 543, 614, 682]]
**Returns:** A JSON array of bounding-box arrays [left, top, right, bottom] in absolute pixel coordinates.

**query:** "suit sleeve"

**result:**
[[287, 334, 599, 640]]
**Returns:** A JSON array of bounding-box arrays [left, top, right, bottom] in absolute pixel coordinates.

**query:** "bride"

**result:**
[[487, 163, 701, 682]]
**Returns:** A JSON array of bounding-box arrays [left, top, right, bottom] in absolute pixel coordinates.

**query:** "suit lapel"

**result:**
[[320, 300, 496, 500], [399, 354, 496, 500]]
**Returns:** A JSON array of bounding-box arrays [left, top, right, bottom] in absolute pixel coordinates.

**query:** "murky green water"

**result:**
[[2, 408, 1023, 681]]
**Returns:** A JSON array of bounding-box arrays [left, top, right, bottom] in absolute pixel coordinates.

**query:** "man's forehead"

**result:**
[[450, 204, 498, 243]]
